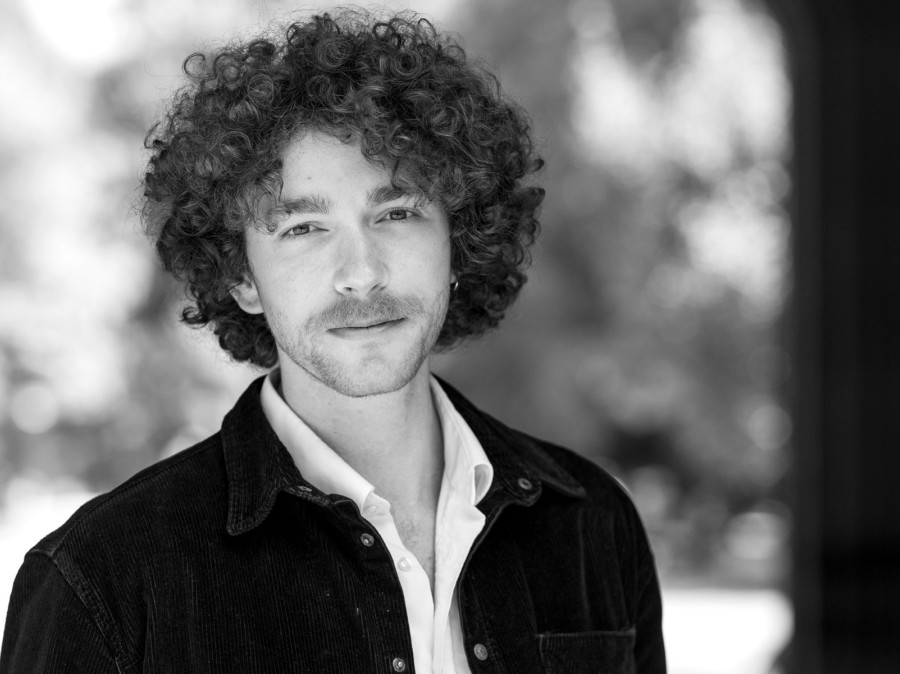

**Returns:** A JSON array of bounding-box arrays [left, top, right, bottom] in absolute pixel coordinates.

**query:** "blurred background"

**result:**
[[0, 0, 794, 672]]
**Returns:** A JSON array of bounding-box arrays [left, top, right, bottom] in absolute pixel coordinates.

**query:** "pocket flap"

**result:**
[[536, 629, 637, 673]]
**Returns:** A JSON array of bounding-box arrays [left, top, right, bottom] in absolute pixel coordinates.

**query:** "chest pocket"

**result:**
[[536, 629, 636, 674]]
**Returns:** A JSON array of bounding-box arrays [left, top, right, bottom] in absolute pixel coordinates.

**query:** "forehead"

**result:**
[[280, 131, 388, 193], [274, 130, 430, 208]]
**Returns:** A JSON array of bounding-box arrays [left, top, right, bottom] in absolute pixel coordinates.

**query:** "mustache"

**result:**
[[312, 293, 425, 330]]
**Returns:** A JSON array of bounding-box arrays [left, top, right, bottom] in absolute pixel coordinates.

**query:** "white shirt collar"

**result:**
[[428, 376, 493, 506], [260, 369, 493, 509]]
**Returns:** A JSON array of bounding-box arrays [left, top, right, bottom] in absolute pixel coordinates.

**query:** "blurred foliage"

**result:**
[[0, 0, 790, 585], [437, 0, 791, 583]]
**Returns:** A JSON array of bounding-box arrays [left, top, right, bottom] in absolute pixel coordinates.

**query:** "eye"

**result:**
[[283, 223, 315, 237], [384, 208, 416, 221]]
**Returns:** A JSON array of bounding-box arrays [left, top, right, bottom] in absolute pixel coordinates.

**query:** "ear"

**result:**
[[230, 276, 265, 315]]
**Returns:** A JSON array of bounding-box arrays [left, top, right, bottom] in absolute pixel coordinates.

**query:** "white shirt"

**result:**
[[260, 371, 493, 674]]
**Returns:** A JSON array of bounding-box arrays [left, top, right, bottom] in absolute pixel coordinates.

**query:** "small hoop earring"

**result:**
[[450, 280, 459, 292]]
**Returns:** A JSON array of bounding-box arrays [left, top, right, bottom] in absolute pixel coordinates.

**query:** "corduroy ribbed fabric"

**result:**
[[0, 376, 666, 673]]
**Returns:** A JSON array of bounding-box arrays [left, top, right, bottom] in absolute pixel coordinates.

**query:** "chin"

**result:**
[[313, 364, 424, 398], [328, 377, 411, 399], [299, 347, 430, 399]]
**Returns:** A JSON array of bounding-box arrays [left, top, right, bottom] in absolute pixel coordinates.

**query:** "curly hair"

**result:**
[[142, 8, 544, 368]]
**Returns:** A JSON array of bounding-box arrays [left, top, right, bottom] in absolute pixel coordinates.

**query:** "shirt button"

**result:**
[[397, 557, 412, 572], [359, 533, 375, 547], [517, 477, 534, 490], [474, 643, 489, 660], [392, 657, 407, 672]]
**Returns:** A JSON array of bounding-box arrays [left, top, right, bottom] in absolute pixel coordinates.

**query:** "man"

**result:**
[[1, 10, 665, 673]]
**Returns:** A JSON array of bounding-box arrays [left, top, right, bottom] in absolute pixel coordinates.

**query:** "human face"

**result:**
[[230, 132, 454, 398]]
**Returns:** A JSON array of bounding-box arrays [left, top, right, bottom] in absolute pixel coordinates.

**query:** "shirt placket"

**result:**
[[362, 492, 435, 673], [433, 484, 485, 673]]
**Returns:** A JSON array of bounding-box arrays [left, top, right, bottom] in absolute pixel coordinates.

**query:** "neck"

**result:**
[[277, 360, 444, 508]]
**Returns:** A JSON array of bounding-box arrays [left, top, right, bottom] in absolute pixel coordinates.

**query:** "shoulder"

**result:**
[[530, 435, 632, 505], [30, 432, 227, 561], [500, 428, 661, 590], [513, 426, 645, 522], [6, 432, 229, 667]]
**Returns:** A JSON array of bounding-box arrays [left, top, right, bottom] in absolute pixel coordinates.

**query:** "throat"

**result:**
[[393, 501, 438, 591]]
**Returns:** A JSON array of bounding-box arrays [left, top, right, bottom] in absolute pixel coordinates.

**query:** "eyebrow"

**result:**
[[273, 185, 424, 217], [276, 194, 334, 217], [366, 185, 421, 207]]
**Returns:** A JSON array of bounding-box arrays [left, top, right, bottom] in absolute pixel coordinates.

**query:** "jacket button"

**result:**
[[474, 643, 489, 660], [517, 477, 534, 490], [360, 533, 375, 547], [392, 657, 407, 671]]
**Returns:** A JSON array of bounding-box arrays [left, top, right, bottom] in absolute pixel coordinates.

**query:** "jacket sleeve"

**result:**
[[0, 552, 119, 673], [629, 508, 667, 673]]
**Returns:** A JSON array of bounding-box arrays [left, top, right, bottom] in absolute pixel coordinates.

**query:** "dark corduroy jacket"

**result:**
[[1, 377, 666, 673]]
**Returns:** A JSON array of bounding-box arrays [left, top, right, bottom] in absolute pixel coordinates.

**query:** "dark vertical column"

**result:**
[[784, 0, 900, 670]]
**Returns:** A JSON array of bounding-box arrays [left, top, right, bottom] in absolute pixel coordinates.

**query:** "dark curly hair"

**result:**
[[142, 8, 544, 367]]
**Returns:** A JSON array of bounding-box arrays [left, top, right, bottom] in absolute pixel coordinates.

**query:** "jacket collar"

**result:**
[[221, 377, 311, 536], [221, 376, 586, 536], [434, 376, 586, 505]]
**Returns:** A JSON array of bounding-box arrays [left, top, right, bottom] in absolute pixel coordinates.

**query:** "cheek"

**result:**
[[254, 266, 311, 312], [418, 231, 452, 272], [402, 247, 451, 290]]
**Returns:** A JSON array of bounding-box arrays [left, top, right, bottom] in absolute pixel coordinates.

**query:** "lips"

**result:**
[[329, 318, 405, 336], [341, 318, 402, 329]]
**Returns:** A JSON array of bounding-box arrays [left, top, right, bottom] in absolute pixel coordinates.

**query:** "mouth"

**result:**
[[329, 318, 405, 336], [346, 318, 402, 329]]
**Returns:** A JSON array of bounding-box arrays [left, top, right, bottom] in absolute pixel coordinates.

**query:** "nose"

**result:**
[[333, 228, 388, 297]]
